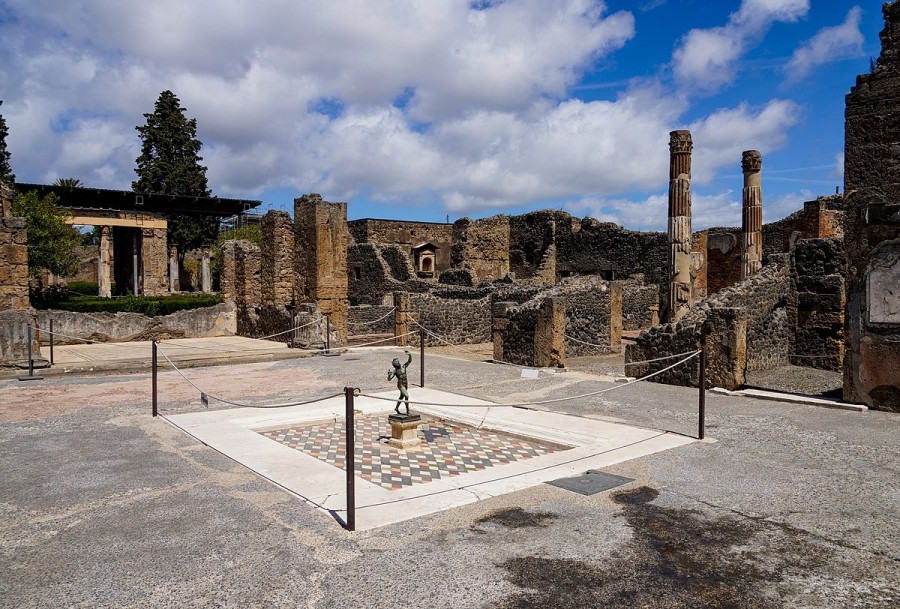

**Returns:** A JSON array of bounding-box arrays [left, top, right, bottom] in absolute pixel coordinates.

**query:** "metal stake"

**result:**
[[420, 328, 425, 388], [698, 346, 706, 440], [49, 319, 54, 366], [326, 316, 331, 353], [344, 386, 356, 531], [152, 340, 158, 417], [18, 325, 43, 381]]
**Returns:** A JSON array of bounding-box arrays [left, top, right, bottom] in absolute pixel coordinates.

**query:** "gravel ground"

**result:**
[[1, 348, 897, 608]]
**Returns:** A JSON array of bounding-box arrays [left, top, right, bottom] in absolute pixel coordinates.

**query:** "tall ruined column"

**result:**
[[168, 245, 178, 293], [741, 150, 763, 281], [201, 246, 212, 293], [99, 227, 112, 298], [667, 130, 693, 321]]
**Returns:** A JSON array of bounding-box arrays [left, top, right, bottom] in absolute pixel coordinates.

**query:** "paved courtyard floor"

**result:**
[[1, 343, 898, 608]]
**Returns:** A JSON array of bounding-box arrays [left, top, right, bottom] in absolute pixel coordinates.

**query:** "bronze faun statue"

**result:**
[[388, 350, 413, 415]]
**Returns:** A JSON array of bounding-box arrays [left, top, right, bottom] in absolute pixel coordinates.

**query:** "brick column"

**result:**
[[491, 301, 512, 362], [668, 130, 693, 321], [99, 227, 112, 298], [393, 291, 412, 347], [741, 150, 763, 281], [702, 307, 747, 391]]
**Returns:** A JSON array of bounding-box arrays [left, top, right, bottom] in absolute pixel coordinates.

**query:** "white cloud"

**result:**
[[672, 0, 810, 93], [831, 152, 845, 182], [785, 7, 864, 81]]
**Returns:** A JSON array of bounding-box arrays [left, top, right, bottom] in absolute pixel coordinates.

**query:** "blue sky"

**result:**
[[0, 1, 882, 231]]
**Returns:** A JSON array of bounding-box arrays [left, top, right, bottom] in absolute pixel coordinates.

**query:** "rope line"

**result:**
[[565, 334, 612, 348], [625, 350, 703, 366], [255, 318, 322, 340], [156, 344, 342, 409], [344, 331, 418, 349], [359, 350, 700, 409], [347, 307, 396, 327]]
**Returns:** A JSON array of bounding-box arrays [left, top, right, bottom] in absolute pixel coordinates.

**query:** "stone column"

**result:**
[[668, 130, 693, 321], [702, 307, 748, 391], [201, 246, 212, 293], [260, 211, 294, 306], [168, 246, 178, 293], [741, 150, 763, 281], [99, 227, 112, 298], [534, 296, 565, 368], [393, 291, 413, 347], [491, 301, 512, 362]]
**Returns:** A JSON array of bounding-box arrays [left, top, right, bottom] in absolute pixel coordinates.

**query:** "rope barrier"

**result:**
[[359, 350, 700, 409], [156, 343, 342, 409], [624, 350, 703, 366], [255, 318, 322, 341], [344, 331, 418, 349], [565, 334, 612, 348], [347, 307, 396, 327]]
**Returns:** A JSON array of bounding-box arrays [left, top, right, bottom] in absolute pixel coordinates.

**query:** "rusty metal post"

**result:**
[[698, 347, 706, 440], [18, 325, 43, 381], [420, 328, 425, 388], [326, 316, 331, 354], [344, 386, 356, 531], [152, 340, 158, 417], [49, 318, 54, 366]]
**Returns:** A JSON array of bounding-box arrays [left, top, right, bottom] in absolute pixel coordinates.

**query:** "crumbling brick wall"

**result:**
[[564, 280, 623, 355], [348, 305, 395, 336], [621, 280, 659, 330], [409, 290, 492, 345], [219, 239, 261, 335], [141, 228, 168, 297], [705, 230, 742, 295]]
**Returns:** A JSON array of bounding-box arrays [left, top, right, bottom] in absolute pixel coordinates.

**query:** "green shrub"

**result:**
[[67, 281, 99, 296], [37, 293, 222, 316]]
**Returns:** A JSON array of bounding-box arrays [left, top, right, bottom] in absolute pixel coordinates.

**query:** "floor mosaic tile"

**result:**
[[259, 416, 567, 490]]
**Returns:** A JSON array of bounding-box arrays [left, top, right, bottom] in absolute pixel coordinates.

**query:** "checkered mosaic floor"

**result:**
[[259, 417, 568, 490]]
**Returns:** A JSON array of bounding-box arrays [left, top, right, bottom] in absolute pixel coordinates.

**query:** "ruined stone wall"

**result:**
[[625, 261, 790, 388], [564, 281, 623, 355], [704, 230, 742, 295], [621, 281, 659, 330], [348, 218, 453, 275], [843, 3, 900, 411], [219, 239, 261, 335], [0, 209, 29, 310], [509, 211, 572, 280], [261, 211, 294, 307], [349, 243, 430, 305], [348, 305, 395, 336], [141, 227, 168, 297], [762, 196, 845, 258], [790, 238, 845, 371], [294, 194, 348, 341], [451, 215, 510, 280], [492, 297, 565, 367], [409, 290, 492, 345]]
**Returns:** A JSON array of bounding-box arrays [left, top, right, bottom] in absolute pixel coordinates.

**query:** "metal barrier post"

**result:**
[[420, 328, 425, 388], [698, 347, 706, 440], [326, 316, 331, 354], [344, 386, 356, 531], [49, 319, 54, 366], [152, 340, 158, 417], [18, 325, 43, 381]]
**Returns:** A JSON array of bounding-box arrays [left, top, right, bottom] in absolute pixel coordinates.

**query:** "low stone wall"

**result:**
[[35, 303, 238, 344], [492, 297, 565, 367], [348, 305, 395, 336], [563, 281, 622, 356], [409, 291, 492, 345], [0, 309, 41, 366]]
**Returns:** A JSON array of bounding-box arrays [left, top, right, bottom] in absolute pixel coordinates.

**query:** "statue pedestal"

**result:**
[[388, 413, 422, 450]]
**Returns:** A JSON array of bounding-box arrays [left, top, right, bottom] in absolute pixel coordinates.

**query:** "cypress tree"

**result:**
[[133, 90, 218, 254], [0, 100, 15, 186]]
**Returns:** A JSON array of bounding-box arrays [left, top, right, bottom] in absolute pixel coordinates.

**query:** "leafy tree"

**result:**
[[0, 100, 14, 187], [132, 90, 218, 256], [54, 177, 83, 189], [12, 190, 81, 278]]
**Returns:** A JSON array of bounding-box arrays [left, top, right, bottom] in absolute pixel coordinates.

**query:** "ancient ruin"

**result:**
[[667, 130, 694, 321], [741, 150, 763, 281]]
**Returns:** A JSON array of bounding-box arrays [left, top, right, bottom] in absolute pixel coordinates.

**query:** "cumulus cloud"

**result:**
[[672, 0, 809, 93], [785, 7, 864, 81], [0, 0, 816, 225]]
